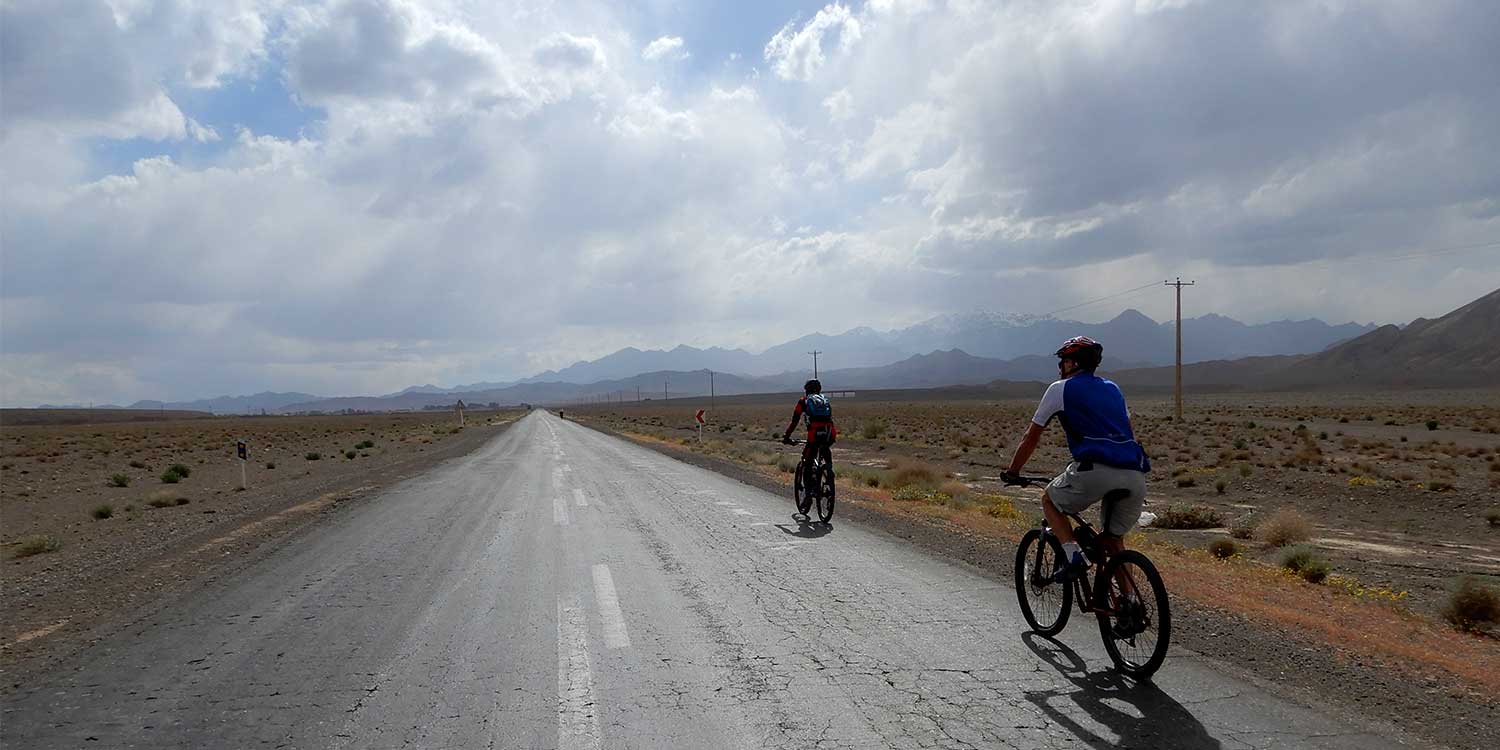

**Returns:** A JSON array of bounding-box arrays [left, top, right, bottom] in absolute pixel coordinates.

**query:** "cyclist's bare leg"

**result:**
[[1099, 535, 1143, 606], [1042, 492, 1076, 545]]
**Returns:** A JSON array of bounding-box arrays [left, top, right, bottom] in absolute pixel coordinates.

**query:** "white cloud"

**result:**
[[608, 87, 699, 140], [764, 3, 862, 81], [186, 119, 222, 143], [822, 88, 854, 122], [4, 0, 1499, 406], [641, 35, 688, 62]]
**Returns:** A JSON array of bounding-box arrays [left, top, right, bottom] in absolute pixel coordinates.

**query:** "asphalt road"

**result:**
[[3, 411, 1417, 749]]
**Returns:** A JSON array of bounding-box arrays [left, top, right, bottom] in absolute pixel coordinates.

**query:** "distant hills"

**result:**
[[82, 297, 1500, 414], [126, 392, 322, 414], [1111, 288, 1500, 390], [510, 309, 1375, 385]]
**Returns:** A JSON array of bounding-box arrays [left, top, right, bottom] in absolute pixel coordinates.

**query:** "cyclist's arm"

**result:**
[[1006, 381, 1063, 474], [783, 399, 805, 438], [1004, 421, 1045, 474]]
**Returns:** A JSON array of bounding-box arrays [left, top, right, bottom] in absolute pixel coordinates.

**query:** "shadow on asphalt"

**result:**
[[775, 520, 833, 539], [1021, 632, 1221, 750]]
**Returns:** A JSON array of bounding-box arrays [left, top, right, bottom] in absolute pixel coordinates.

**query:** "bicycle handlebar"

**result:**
[[1002, 474, 1051, 487]]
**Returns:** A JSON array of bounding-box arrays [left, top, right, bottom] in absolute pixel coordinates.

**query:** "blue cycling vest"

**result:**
[[1055, 373, 1151, 472]]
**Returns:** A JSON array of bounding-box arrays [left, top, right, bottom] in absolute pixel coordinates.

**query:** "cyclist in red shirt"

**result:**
[[782, 379, 837, 479]]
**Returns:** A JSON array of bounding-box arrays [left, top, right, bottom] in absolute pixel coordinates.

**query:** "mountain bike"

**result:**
[[783, 437, 835, 524], [1004, 474, 1170, 679]]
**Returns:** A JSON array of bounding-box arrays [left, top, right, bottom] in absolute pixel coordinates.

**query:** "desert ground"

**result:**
[[0, 409, 522, 685]]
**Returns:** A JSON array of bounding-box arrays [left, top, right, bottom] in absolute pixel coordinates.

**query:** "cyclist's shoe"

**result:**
[[792, 512, 810, 522], [1052, 551, 1089, 582]]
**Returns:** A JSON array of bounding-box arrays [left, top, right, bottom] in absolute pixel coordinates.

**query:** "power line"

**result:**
[[1043, 282, 1161, 317], [1040, 238, 1500, 319]]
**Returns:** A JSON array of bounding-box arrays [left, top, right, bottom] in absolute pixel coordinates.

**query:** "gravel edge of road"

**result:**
[[1, 421, 514, 693], [574, 419, 1494, 750]]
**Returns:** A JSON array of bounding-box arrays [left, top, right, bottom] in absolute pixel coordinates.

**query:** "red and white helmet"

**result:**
[[1055, 336, 1103, 362]]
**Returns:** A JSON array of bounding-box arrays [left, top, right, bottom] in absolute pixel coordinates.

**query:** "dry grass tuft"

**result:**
[[12, 535, 63, 558], [886, 457, 939, 490], [1207, 538, 1239, 559], [1153, 504, 1223, 529], [1279, 545, 1331, 584], [1441, 577, 1500, 633], [1256, 509, 1313, 547]]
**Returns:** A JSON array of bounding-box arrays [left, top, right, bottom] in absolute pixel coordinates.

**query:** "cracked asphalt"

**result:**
[[2, 411, 1424, 749]]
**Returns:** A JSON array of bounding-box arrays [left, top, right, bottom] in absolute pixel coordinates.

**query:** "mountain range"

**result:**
[[1110, 288, 1500, 390], [100, 298, 1499, 414], [374, 309, 1374, 394]]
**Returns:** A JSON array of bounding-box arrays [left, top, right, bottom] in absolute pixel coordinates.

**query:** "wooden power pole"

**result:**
[[807, 350, 822, 379], [1164, 277, 1195, 421]]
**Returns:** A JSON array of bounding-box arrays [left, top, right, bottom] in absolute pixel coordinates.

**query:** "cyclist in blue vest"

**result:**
[[1002, 336, 1151, 581]]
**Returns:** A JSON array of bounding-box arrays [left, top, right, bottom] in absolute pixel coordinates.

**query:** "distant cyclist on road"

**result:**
[[1001, 337, 1151, 581], [782, 379, 836, 512]]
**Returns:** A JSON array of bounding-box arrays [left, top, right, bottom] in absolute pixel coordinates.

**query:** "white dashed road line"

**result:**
[[554, 495, 570, 526], [555, 600, 603, 750], [591, 564, 632, 650], [573, 488, 588, 507]]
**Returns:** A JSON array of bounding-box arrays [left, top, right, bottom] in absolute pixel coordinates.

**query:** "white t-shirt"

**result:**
[[1032, 379, 1066, 427]]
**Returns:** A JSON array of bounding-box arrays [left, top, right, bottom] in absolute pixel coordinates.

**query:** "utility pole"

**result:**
[[1164, 277, 1195, 421], [637, 385, 641, 403], [807, 350, 822, 379], [664, 376, 669, 403], [706, 369, 715, 410]]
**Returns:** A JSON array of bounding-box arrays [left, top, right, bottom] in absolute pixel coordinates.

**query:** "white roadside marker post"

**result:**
[[236, 440, 248, 490]]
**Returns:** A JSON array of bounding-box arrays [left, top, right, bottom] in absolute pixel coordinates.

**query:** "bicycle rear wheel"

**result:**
[[1094, 549, 1171, 679], [793, 460, 812, 515], [815, 462, 835, 524], [1014, 529, 1071, 635]]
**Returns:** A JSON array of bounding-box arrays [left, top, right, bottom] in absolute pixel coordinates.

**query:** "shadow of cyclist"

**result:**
[[774, 520, 832, 539], [1020, 632, 1221, 749]]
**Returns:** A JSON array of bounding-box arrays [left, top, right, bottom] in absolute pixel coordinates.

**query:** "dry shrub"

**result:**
[[1442, 577, 1500, 632], [1228, 515, 1257, 540], [1279, 545, 1331, 583], [146, 489, 186, 508], [938, 480, 971, 501], [12, 535, 62, 558], [1207, 538, 1240, 560], [1257, 509, 1313, 547], [1153, 504, 1222, 529], [886, 458, 938, 490]]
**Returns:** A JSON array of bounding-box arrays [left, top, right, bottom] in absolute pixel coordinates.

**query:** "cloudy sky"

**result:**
[[3, 0, 1498, 405]]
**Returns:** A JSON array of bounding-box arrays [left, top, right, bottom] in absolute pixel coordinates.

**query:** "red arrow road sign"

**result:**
[[695, 409, 706, 425]]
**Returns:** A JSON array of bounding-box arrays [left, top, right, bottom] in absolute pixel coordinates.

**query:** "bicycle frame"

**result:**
[[1036, 517, 1130, 618], [1016, 476, 1137, 618]]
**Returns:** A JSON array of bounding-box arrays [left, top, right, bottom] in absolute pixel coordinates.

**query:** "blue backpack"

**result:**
[[804, 393, 832, 419]]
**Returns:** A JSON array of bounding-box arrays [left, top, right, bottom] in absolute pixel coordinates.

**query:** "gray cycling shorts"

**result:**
[[1046, 462, 1148, 537]]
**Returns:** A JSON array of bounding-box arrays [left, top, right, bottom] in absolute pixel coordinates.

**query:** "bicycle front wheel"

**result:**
[[1014, 529, 1071, 635], [815, 463, 835, 524], [1094, 549, 1171, 679]]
